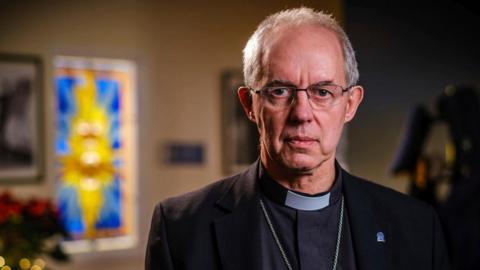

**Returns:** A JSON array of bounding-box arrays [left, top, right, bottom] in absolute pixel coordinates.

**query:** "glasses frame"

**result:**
[[249, 83, 354, 109]]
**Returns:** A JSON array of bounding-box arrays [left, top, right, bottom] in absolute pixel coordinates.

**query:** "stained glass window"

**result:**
[[54, 56, 137, 252]]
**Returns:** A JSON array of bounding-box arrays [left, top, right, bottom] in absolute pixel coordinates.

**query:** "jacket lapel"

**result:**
[[214, 161, 262, 270], [343, 170, 389, 270]]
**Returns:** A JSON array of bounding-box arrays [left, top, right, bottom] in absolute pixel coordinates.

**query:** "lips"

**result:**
[[284, 136, 317, 147]]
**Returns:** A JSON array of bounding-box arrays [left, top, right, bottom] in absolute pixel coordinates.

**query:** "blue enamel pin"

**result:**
[[376, 232, 385, 243]]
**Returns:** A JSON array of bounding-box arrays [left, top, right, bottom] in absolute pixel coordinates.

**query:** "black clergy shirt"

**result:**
[[258, 163, 357, 270]]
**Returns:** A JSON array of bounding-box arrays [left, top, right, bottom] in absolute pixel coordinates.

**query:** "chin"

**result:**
[[281, 154, 322, 172]]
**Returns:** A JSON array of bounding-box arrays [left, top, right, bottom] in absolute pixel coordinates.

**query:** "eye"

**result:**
[[267, 87, 292, 98], [309, 87, 333, 98]]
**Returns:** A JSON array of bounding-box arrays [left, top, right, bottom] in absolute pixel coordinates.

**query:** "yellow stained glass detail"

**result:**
[[60, 71, 115, 238]]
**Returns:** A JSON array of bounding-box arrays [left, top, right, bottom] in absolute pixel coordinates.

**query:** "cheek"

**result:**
[[326, 123, 344, 147], [258, 107, 286, 146], [316, 109, 346, 147]]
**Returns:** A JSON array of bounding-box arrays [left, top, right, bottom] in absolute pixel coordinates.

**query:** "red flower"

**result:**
[[0, 190, 69, 265], [0, 191, 23, 223], [26, 199, 49, 216]]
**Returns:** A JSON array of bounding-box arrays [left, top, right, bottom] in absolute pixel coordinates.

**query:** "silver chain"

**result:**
[[331, 196, 344, 270], [260, 197, 294, 270], [259, 196, 344, 270]]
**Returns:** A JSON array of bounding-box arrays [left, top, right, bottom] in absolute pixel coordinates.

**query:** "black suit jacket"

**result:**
[[145, 161, 450, 270]]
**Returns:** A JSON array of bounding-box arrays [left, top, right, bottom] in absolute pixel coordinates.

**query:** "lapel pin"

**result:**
[[376, 232, 385, 243]]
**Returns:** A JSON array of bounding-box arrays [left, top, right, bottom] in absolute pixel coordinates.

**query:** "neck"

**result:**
[[261, 153, 336, 195]]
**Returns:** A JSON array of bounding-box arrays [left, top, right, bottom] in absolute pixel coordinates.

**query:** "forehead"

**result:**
[[261, 24, 345, 86]]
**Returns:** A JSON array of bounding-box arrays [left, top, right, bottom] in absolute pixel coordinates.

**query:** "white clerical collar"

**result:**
[[285, 190, 330, 210], [258, 163, 342, 211]]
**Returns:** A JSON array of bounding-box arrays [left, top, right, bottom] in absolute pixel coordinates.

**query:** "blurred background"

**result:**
[[0, 0, 478, 269]]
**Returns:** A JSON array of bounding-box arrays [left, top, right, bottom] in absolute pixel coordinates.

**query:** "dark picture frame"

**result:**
[[0, 54, 43, 182], [221, 70, 259, 175]]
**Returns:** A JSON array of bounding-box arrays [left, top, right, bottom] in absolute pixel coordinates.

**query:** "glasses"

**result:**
[[249, 83, 353, 109]]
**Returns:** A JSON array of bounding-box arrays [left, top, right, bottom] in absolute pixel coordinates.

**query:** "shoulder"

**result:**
[[157, 173, 240, 222], [341, 171, 450, 268], [343, 170, 434, 218], [156, 161, 259, 222]]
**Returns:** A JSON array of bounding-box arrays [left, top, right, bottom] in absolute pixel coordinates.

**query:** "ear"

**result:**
[[344, 85, 364, 123], [238, 86, 256, 122]]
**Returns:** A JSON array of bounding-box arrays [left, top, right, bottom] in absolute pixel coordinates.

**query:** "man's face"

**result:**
[[239, 25, 363, 176]]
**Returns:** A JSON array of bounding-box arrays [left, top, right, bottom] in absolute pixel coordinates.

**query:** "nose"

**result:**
[[289, 90, 313, 123]]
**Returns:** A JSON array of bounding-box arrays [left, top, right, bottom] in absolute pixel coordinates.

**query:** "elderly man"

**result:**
[[146, 7, 449, 270]]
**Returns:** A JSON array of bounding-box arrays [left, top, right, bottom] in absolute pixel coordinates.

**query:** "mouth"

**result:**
[[284, 136, 317, 147]]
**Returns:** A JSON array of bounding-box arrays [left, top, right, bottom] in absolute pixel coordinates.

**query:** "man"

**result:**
[[146, 7, 450, 270]]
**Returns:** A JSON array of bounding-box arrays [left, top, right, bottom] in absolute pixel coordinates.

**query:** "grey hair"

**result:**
[[243, 7, 359, 88]]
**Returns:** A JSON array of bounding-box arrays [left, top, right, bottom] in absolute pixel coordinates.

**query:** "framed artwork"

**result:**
[[221, 70, 259, 175], [0, 54, 43, 182], [54, 56, 137, 252]]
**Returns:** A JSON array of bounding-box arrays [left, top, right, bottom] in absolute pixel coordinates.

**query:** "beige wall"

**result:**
[[0, 1, 342, 269]]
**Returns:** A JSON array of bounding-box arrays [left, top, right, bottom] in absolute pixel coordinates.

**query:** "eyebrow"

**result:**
[[310, 80, 334, 87], [264, 79, 334, 88], [264, 79, 296, 87]]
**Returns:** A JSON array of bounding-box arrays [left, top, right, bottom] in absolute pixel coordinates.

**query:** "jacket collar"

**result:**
[[214, 160, 263, 270], [215, 160, 259, 212]]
